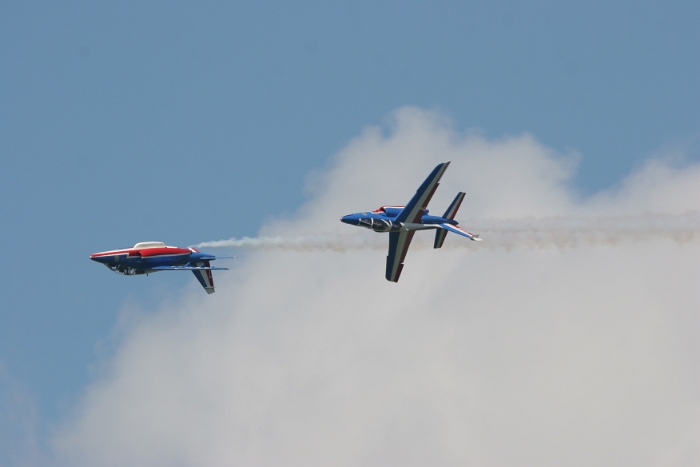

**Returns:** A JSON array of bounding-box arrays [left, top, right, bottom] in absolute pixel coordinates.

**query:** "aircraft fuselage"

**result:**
[[90, 244, 215, 275], [340, 209, 458, 233], [90, 242, 226, 294]]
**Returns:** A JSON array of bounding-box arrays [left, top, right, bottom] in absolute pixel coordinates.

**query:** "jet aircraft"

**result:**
[[90, 242, 229, 294], [340, 161, 481, 282]]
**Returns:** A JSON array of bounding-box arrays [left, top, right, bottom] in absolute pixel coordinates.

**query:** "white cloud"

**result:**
[[53, 108, 700, 466]]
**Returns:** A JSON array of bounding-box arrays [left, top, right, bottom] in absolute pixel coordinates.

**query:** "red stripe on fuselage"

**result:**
[[90, 247, 191, 258], [138, 247, 190, 257]]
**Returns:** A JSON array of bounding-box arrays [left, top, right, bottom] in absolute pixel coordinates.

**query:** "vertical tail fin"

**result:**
[[191, 261, 215, 294], [434, 192, 466, 248], [442, 192, 465, 220]]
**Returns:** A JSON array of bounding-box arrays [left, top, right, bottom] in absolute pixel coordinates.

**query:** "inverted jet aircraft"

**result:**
[[340, 161, 481, 282], [90, 242, 228, 294]]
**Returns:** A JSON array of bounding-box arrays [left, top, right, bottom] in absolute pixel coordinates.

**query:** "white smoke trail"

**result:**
[[195, 212, 700, 252], [467, 211, 700, 251], [195, 233, 384, 252]]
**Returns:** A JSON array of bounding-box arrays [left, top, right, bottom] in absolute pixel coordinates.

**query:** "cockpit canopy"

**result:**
[[371, 206, 405, 217], [358, 217, 401, 233], [132, 242, 166, 249]]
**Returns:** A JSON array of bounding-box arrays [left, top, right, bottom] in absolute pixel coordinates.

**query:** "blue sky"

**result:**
[[1, 1, 698, 464]]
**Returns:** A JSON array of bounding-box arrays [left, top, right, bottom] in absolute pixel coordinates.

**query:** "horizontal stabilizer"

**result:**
[[191, 260, 216, 294], [434, 228, 449, 249]]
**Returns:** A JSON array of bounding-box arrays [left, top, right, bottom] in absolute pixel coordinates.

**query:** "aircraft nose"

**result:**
[[340, 215, 358, 225], [90, 254, 106, 263]]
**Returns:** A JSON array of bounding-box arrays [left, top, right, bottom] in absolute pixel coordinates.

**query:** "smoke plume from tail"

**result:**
[[195, 212, 700, 252]]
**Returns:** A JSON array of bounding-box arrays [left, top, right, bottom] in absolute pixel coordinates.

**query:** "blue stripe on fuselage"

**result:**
[[341, 212, 458, 225], [98, 252, 217, 270], [381, 213, 458, 225]]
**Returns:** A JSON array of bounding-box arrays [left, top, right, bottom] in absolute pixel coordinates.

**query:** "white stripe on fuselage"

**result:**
[[401, 223, 438, 231]]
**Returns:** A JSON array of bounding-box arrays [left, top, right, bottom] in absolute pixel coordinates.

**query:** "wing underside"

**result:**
[[386, 162, 451, 282], [150, 264, 221, 294], [386, 230, 415, 282]]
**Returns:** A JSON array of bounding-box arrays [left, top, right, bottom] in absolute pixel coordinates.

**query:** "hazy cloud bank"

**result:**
[[53, 108, 700, 466]]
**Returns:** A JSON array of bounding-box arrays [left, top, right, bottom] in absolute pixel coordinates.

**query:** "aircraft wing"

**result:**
[[386, 230, 416, 282], [437, 223, 482, 241], [150, 266, 229, 271], [396, 162, 451, 223]]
